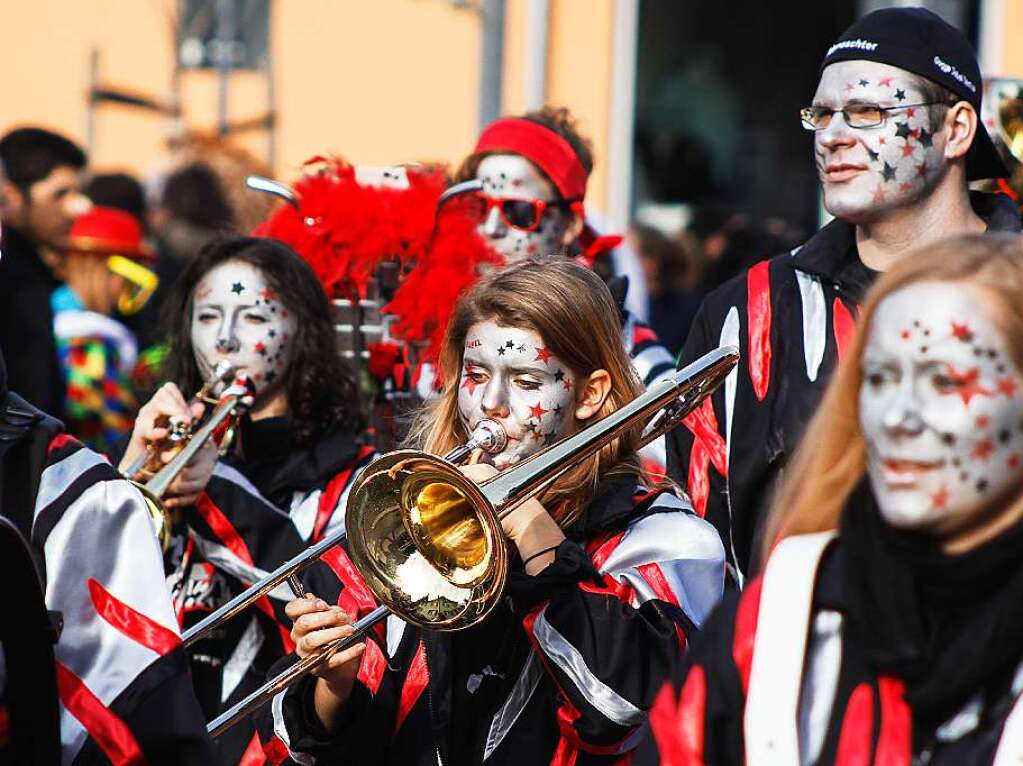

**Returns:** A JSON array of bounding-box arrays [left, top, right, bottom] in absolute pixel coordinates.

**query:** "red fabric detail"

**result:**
[[875, 676, 911, 766], [367, 341, 402, 382], [835, 682, 875, 766], [732, 575, 764, 694], [635, 563, 687, 648], [683, 397, 727, 477], [357, 638, 387, 695], [394, 641, 429, 734], [88, 578, 180, 655], [55, 661, 146, 766], [262, 735, 290, 766], [577, 233, 623, 267], [194, 493, 255, 566], [475, 118, 588, 201], [631, 323, 659, 347], [687, 438, 710, 518], [648, 668, 707, 766], [0, 705, 7, 748], [746, 261, 773, 402], [193, 495, 295, 652], [833, 298, 856, 362], [586, 531, 626, 571], [47, 433, 79, 452], [550, 736, 580, 766], [238, 732, 267, 766], [320, 545, 384, 646], [577, 574, 633, 603], [997, 179, 1020, 202], [311, 465, 355, 544]]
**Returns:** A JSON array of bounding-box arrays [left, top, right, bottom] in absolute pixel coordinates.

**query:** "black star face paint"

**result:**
[[859, 284, 1023, 535], [190, 260, 296, 396], [475, 154, 571, 265], [457, 321, 577, 469], [811, 61, 949, 223]]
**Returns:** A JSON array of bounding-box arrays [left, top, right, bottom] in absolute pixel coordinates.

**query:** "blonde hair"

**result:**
[[406, 259, 646, 526], [763, 233, 1023, 564]]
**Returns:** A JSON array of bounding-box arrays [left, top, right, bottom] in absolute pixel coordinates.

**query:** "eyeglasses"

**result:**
[[800, 102, 945, 131], [470, 193, 568, 232]]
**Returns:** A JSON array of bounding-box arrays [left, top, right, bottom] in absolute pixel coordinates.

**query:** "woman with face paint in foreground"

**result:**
[[119, 235, 372, 763], [653, 234, 1023, 765], [278, 260, 724, 765]]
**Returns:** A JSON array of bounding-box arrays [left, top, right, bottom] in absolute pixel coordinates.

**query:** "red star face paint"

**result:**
[[474, 154, 571, 264], [812, 61, 949, 223], [457, 321, 577, 469], [859, 283, 1023, 534], [189, 259, 296, 396]]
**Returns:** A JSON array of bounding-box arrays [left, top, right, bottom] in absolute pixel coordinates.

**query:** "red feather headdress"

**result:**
[[253, 157, 447, 299]]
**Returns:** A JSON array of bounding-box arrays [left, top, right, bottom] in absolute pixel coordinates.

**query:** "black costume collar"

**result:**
[[788, 192, 1022, 302], [229, 414, 361, 501], [839, 480, 1023, 728]]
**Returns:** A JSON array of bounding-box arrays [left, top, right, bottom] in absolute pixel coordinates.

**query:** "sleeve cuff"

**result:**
[[508, 540, 601, 613], [283, 673, 373, 751]]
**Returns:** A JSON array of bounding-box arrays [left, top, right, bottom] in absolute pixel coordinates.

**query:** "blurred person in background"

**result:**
[[0, 127, 89, 418], [52, 206, 157, 453], [628, 223, 703, 357], [85, 170, 148, 223], [667, 7, 1022, 583]]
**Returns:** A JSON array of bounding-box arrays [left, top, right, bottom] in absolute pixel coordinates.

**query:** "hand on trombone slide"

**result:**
[[119, 381, 218, 508], [286, 594, 366, 729]]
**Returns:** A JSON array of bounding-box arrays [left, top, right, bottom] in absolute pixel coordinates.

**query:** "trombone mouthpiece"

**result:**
[[470, 419, 507, 455]]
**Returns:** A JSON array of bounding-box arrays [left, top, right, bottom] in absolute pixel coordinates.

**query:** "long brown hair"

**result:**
[[406, 259, 645, 526], [763, 234, 1023, 564]]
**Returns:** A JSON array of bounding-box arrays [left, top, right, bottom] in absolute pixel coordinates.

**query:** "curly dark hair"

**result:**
[[162, 235, 363, 446], [456, 105, 595, 200]]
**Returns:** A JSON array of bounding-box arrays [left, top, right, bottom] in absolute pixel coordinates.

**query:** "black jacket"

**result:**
[[273, 478, 725, 765], [0, 225, 64, 419], [666, 193, 1022, 577]]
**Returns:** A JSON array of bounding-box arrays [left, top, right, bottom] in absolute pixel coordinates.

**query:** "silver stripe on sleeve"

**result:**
[[188, 530, 294, 601], [34, 447, 110, 522], [532, 609, 645, 727], [221, 616, 265, 703], [272, 689, 317, 766], [483, 655, 543, 760], [598, 499, 725, 627], [289, 490, 320, 542], [795, 270, 827, 383]]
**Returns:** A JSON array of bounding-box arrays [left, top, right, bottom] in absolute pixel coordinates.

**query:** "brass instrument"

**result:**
[[204, 346, 738, 737], [126, 364, 253, 551]]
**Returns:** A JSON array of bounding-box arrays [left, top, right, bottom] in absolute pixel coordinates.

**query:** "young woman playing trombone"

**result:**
[[276, 259, 726, 765]]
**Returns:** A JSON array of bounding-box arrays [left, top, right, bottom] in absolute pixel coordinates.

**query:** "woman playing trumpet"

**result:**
[[120, 235, 372, 762], [276, 259, 725, 765]]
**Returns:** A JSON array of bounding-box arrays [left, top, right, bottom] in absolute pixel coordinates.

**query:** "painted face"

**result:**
[[812, 61, 949, 223], [189, 260, 296, 396], [474, 154, 571, 264], [859, 283, 1023, 536], [457, 321, 577, 469]]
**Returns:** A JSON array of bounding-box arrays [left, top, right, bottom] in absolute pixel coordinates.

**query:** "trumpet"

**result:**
[[126, 365, 254, 551], [204, 346, 739, 737]]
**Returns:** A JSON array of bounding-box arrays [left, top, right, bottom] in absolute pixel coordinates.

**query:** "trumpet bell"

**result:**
[[133, 482, 173, 552], [345, 450, 507, 631]]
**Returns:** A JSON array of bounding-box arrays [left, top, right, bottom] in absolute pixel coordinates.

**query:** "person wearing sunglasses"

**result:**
[[666, 7, 1022, 585], [453, 107, 677, 409], [51, 206, 158, 453]]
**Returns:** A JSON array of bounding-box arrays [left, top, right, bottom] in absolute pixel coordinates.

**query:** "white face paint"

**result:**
[[812, 61, 950, 223], [474, 154, 571, 264], [457, 321, 578, 469], [190, 260, 296, 396], [859, 283, 1023, 536]]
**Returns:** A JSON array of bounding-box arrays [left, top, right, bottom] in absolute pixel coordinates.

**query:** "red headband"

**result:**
[[474, 117, 588, 202]]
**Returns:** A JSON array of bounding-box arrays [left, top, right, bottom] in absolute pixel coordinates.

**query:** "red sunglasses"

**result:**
[[471, 192, 574, 232]]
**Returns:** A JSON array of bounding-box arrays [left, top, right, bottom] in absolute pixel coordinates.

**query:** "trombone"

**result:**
[[204, 346, 738, 737], [126, 364, 253, 551]]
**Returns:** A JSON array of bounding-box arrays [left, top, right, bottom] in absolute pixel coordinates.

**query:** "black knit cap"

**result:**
[[822, 6, 1008, 180]]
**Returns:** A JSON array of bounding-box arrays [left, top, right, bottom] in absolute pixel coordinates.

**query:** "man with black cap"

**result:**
[[666, 7, 1022, 582]]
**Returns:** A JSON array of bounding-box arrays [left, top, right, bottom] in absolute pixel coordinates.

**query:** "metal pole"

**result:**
[[523, 0, 549, 110], [606, 0, 639, 232], [477, 0, 506, 131], [215, 0, 237, 138]]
